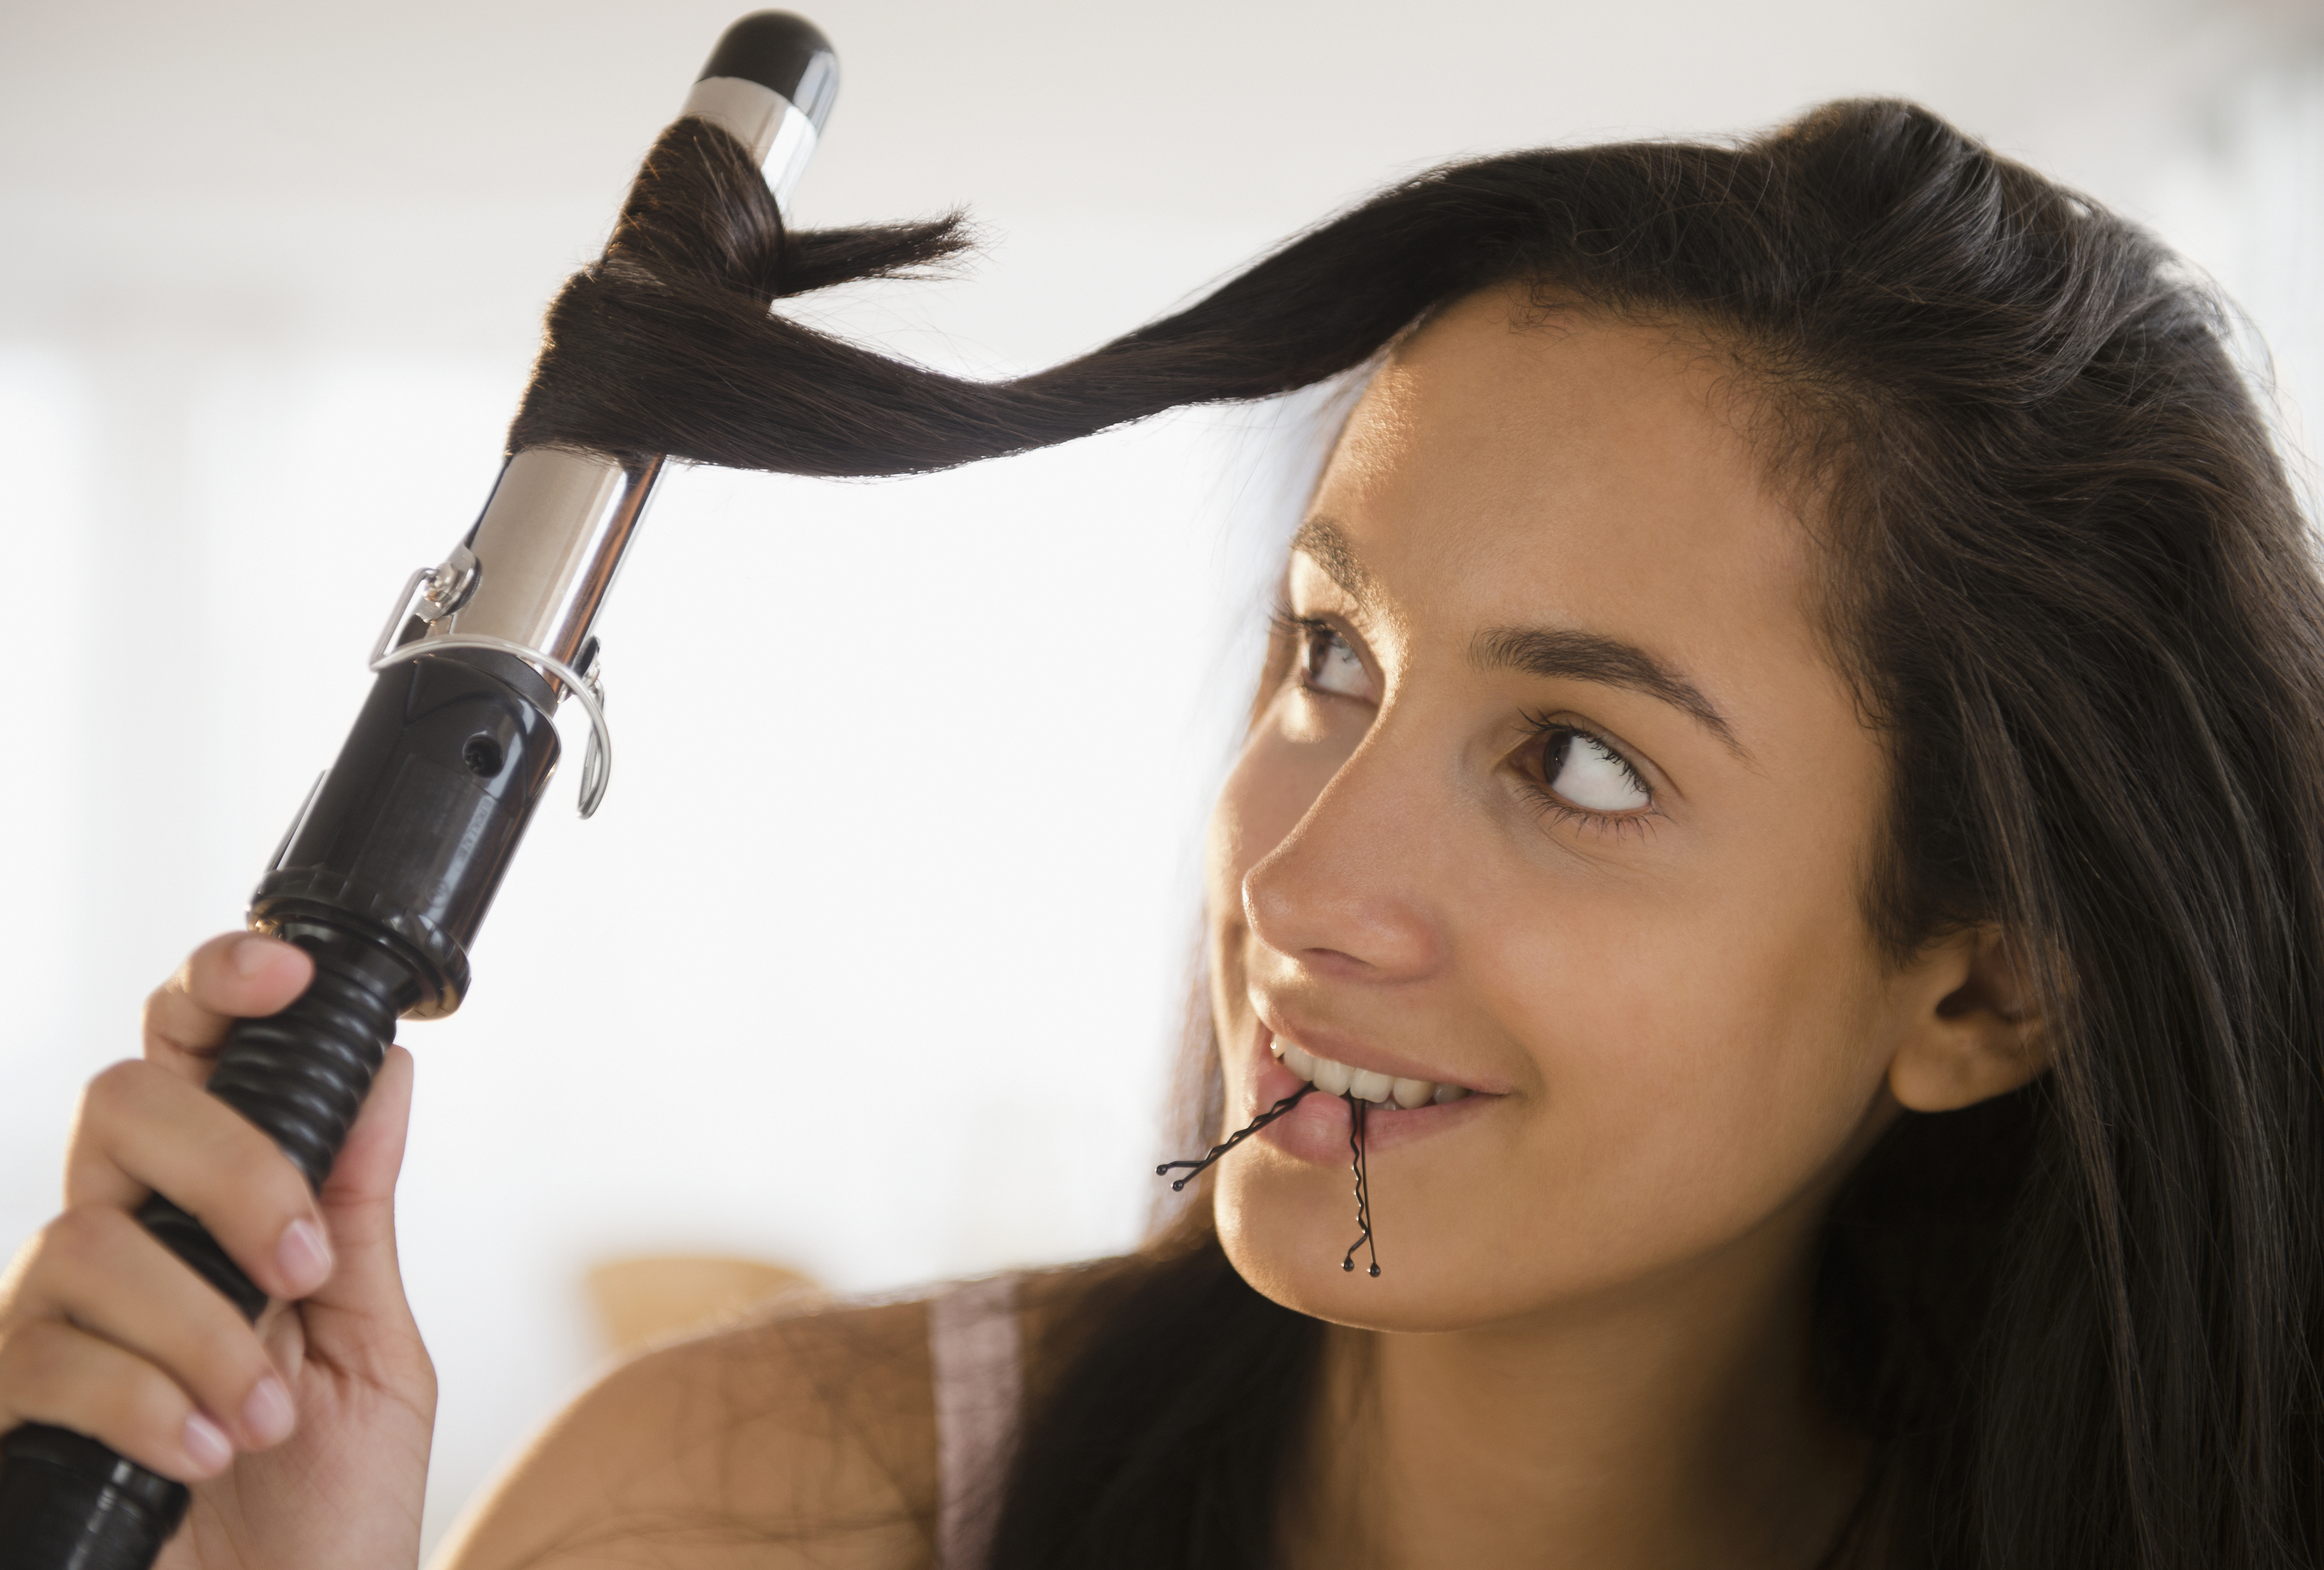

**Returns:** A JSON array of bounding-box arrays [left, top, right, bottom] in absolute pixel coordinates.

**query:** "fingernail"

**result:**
[[241, 1375, 295, 1446], [183, 1411, 232, 1474], [277, 1217, 332, 1293], [232, 937, 280, 978]]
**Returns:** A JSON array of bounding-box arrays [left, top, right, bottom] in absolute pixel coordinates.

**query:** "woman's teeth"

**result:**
[[1274, 1038, 1470, 1108]]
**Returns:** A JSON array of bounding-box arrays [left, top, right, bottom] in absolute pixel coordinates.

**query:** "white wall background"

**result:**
[[2, 0, 2322, 1553]]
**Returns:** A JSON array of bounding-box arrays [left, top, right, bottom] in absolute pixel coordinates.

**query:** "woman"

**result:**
[[2, 98, 2318, 1569]]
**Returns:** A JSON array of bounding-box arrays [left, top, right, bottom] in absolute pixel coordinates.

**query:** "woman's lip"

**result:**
[[1250, 1055, 1494, 1162], [1253, 1017, 1505, 1097]]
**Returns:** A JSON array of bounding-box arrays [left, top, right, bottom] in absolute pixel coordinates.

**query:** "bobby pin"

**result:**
[[1155, 1084, 1317, 1191], [1341, 1093, 1380, 1277]]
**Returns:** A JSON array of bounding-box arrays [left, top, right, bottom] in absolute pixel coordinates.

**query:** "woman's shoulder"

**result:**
[[430, 1259, 1131, 1570], [432, 1288, 941, 1570]]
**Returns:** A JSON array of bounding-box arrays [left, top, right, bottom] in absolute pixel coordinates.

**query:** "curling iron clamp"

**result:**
[[0, 14, 838, 1567]]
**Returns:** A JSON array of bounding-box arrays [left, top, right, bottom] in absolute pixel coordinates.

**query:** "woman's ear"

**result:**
[[1887, 925, 2050, 1113]]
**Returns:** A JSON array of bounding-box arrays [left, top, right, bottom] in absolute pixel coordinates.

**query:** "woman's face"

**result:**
[[1205, 290, 1952, 1331]]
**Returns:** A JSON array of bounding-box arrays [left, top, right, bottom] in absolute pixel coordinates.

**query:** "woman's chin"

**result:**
[[1211, 1166, 1508, 1333]]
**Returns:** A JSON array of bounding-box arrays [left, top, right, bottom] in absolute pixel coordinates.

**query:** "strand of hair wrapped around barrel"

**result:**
[[504, 114, 1513, 479]]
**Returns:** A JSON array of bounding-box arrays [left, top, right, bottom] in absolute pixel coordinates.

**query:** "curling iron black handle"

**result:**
[[0, 928, 414, 1570]]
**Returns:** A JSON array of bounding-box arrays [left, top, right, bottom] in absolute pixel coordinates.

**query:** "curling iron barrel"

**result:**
[[0, 15, 837, 1568]]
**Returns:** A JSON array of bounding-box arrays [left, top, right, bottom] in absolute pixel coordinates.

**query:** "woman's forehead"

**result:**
[[1320, 302, 1802, 610], [1335, 293, 1771, 505]]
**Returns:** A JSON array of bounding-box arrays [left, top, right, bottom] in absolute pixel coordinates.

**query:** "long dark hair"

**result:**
[[519, 98, 2324, 1569]]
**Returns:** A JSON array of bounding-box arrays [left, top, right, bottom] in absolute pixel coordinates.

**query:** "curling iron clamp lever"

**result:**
[[367, 551, 615, 818]]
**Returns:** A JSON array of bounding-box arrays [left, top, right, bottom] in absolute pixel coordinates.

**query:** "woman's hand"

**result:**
[[0, 933, 435, 1570]]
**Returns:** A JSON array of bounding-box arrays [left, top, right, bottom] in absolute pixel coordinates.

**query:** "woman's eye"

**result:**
[[1303, 628, 1371, 699], [1542, 728, 1650, 813]]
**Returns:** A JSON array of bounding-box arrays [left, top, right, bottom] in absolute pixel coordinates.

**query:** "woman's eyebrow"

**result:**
[[1289, 515, 1380, 606], [1471, 625, 1747, 758]]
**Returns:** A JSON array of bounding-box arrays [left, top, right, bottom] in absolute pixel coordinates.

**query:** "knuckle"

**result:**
[[43, 1203, 127, 1270], [10, 1217, 64, 1271], [0, 1320, 55, 1404], [1, 1225, 64, 1310], [30, 1209, 140, 1309], [0, 1323, 44, 1372], [2, 1323, 81, 1407], [82, 1059, 152, 1119]]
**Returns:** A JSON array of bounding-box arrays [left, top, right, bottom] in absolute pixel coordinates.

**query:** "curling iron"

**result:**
[[0, 14, 838, 1566]]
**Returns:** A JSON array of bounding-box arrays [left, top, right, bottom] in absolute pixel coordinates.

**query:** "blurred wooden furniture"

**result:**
[[583, 1254, 822, 1353]]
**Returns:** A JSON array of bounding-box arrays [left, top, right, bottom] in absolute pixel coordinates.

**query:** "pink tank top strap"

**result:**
[[928, 1272, 1024, 1570]]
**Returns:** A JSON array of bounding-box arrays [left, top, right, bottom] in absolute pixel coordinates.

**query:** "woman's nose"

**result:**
[[1240, 732, 1446, 982]]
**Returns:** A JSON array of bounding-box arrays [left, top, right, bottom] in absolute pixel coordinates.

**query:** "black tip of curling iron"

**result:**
[[699, 12, 840, 131]]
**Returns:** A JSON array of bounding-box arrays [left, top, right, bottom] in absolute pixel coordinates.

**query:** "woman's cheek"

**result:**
[[1473, 892, 1875, 1263]]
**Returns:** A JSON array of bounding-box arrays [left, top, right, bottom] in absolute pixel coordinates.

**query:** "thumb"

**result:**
[[304, 1045, 415, 1310]]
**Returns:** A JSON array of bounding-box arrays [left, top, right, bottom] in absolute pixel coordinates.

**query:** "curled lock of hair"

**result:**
[[509, 114, 1515, 474]]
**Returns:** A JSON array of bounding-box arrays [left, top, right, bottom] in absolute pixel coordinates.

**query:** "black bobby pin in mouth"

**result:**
[[1154, 1080, 1382, 1277], [1341, 1093, 1380, 1277], [1154, 1084, 1316, 1191]]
